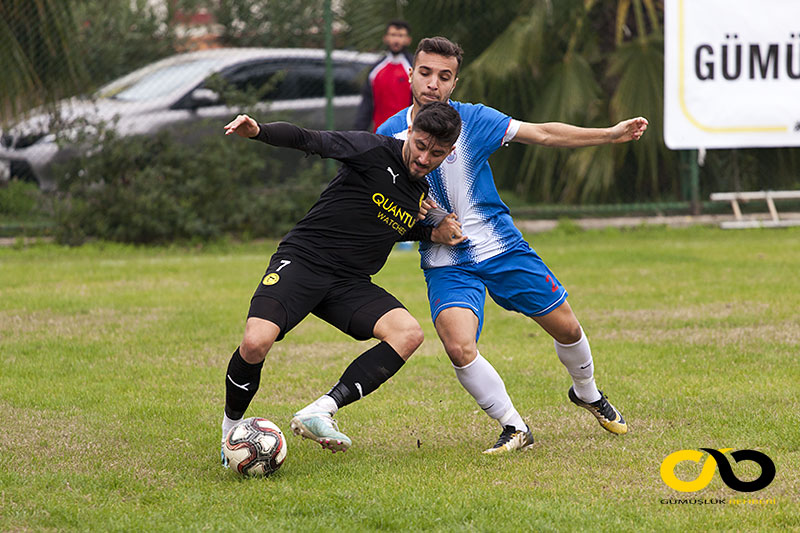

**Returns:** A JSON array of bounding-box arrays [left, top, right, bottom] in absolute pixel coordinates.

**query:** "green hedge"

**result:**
[[53, 129, 327, 245]]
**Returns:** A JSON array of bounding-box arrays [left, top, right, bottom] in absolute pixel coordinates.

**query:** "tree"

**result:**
[[0, 0, 87, 124], [342, 0, 521, 61], [71, 0, 181, 87], [1, 0, 186, 125], [211, 0, 348, 48], [454, 0, 669, 203]]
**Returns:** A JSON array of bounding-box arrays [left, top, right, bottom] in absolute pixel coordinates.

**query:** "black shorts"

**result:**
[[247, 251, 404, 341]]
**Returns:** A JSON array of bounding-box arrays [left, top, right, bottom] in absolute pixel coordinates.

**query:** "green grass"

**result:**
[[1, 225, 798, 532]]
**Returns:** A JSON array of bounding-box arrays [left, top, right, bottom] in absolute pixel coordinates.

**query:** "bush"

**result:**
[[0, 180, 40, 218], [53, 128, 327, 245]]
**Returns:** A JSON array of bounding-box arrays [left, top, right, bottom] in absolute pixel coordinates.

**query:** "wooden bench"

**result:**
[[709, 190, 800, 229]]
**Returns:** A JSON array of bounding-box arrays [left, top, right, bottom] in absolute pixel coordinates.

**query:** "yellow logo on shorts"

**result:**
[[262, 273, 280, 286]]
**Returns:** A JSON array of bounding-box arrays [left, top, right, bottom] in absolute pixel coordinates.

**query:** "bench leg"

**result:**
[[766, 197, 780, 222], [730, 200, 742, 220]]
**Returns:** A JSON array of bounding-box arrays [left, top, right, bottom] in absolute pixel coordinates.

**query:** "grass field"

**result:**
[[1, 224, 798, 532]]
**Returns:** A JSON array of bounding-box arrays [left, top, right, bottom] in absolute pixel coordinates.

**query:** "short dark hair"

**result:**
[[412, 102, 461, 146], [414, 37, 464, 73], [386, 20, 411, 34]]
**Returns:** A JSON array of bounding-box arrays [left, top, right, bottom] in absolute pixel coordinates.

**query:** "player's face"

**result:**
[[383, 26, 411, 54], [402, 127, 455, 180], [409, 51, 459, 108]]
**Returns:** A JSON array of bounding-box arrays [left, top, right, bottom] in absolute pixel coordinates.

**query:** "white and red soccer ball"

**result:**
[[223, 417, 287, 476]]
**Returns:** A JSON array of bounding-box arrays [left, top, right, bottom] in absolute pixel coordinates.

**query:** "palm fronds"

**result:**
[[0, 0, 88, 123]]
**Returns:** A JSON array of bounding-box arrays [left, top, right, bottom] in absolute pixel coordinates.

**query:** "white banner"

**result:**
[[664, 0, 800, 149]]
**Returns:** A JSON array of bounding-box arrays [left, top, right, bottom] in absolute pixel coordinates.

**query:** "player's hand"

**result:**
[[224, 114, 260, 138], [431, 213, 467, 245], [417, 197, 439, 221], [610, 116, 648, 143]]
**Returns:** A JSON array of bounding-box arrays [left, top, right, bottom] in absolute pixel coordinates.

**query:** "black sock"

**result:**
[[327, 341, 405, 408], [224, 347, 264, 420]]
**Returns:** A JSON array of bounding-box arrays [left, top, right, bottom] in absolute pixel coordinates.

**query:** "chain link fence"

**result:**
[[2, 0, 799, 238], [0, 1, 393, 190]]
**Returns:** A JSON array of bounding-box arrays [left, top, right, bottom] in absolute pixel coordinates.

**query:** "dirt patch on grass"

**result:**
[[0, 308, 164, 342], [584, 301, 771, 324], [1, 403, 178, 489], [598, 320, 800, 347], [582, 302, 798, 346], [268, 340, 361, 366], [1, 404, 112, 474]]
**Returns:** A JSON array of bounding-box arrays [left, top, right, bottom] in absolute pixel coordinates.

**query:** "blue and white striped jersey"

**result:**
[[378, 100, 523, 269]]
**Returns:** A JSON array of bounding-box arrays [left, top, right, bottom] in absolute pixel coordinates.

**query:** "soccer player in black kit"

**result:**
[[220, 102, 463, 463]]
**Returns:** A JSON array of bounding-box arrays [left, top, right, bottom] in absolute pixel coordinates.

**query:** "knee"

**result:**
[[443, 337, 477, 367], [395, 321, 424, 357], [408, 323, 424, 352], [554, 323, 583, 345], [375, 309, 424, 359], [378, 320, 424, 361], [240, 332, 273, 363]]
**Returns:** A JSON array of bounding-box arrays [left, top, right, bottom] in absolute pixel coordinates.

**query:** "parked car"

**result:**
[[0, 47, 379, 189]]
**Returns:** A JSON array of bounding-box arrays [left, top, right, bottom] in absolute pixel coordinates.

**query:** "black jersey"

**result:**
[[252, 123, 431, 277]]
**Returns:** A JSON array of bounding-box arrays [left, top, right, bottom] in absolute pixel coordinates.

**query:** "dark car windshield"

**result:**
[[100, 58, 223, 101]]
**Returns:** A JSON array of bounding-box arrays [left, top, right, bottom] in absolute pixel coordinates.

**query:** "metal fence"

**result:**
[[1, 0, 392, 190], [2, 0, 799, 210]]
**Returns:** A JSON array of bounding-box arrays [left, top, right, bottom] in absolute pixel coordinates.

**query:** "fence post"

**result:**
[[681, 150, 701, 215], [324, 0, 334, 177]]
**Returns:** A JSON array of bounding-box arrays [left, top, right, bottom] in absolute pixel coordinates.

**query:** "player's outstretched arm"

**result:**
[[608, 117, 649, 143], [225, 118, 325, 155], [513, 116, 648, 148], [224, 114, 261, 138]]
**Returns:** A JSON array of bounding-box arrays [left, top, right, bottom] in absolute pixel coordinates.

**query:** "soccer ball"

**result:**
[[223, 417, 287, 476]]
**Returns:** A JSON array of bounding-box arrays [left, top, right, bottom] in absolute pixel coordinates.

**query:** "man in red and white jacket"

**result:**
[[354, 20, 413, 132]]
